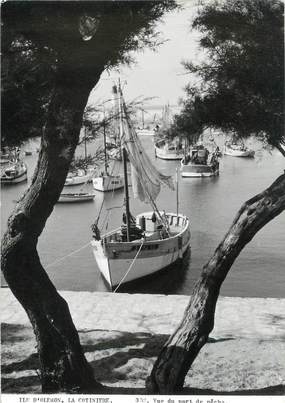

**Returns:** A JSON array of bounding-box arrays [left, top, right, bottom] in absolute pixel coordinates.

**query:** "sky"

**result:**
[[88, 0, 202, 120]]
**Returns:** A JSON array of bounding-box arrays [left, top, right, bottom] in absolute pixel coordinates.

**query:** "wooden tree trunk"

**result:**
[[147, 173, 285, 393], [1, 75, 103, 392]]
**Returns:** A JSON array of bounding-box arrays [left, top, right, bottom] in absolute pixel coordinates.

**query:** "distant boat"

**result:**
[[1, 160, 28, 184], [224, 141, 255, 158], [181, 144, 220, 177], [0, 156, 11, 165], [92, 85, 124, 192], [136, 128, 155, 136], [91, 83, 191, 289], [57, 192, 95, 203], [154, 138, 184, 160], [64, 169, 92, 186]]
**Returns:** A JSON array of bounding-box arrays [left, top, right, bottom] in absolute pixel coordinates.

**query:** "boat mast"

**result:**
[[84, 125, 87, 173], [176, 166, 179, 218], [103, 107, 108, 174], [118, 79, 131, 242]]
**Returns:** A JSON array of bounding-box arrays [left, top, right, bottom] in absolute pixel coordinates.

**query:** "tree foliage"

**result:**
[[174, 0, 284, 151], [2, 0, 177, 147], [1, 1, 178, 393]]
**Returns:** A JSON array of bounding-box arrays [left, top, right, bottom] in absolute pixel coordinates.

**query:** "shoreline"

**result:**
[[1, 289, 285, 394]]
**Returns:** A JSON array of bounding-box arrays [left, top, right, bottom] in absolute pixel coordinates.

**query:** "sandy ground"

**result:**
[[1, 289, 285, 395]]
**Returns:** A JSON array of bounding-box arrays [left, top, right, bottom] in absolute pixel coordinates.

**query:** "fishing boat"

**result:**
[[92, 85, 124, 192], [224, 141, 255, 157], [57, 192, 95, 203], [64, 130, 94, 186], [154, 138, 184, 160], [91, 84, 191, 289], [181, 144, 220, 177], [0, 156, 11, 165], [1, 160, 27, 184], [64, 168, 92, 186], [136, 128, 155, 136]]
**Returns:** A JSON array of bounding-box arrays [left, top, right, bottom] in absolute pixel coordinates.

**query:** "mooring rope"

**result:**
[[113, 238, 145, 293], [45, 242, 90, 268]]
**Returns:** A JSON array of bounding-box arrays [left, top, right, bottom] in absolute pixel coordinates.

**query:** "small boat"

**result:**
[[64, 169, 92, 186], [92, 85, 124, 192], [224, 141, 255, 157], [136, 128, 155, 136], [57, 192, 95, 203], [0, 157, 11, 165], [91, 83, 191, 289], [154, 138, 184, 160], [92, 173, 124, 192], [181, 144, 220, 177], [1, 160, 28, 184]]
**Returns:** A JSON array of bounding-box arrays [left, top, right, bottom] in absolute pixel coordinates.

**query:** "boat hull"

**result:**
[[91, 212, 191, 288], [154, 141, 184, 160], [64, 173, 91, 186], [224, 148, 255, 157], [92, 175, 124, 192], [180, 161, 219, 177], [58, 193, 95, 203], [1, 163, 28, 184]]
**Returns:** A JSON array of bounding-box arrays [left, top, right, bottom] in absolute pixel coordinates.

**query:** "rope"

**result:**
[[113, 238, 145, 293], [45, 242, 90, 268]]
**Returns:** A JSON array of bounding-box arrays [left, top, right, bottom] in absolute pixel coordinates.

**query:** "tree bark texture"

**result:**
[[147, 173, 285, 393], [1, 76, 103, 392]]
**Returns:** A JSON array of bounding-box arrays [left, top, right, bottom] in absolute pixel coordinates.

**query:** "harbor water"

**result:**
[[1, 136, 284, 297]]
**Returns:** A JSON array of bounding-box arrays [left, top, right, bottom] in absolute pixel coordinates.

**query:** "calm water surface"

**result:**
[[1, 137, 284, 297]]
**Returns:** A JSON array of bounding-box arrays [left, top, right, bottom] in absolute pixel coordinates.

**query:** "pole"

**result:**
[[103, 108, 108, 174], [176, 166, 179, 220], [123, 147, 131, 242], [118, 80, 131, 242], [84, 125, 87, 173]]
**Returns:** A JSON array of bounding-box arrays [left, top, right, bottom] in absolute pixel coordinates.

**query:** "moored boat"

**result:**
[[154, 138, 184, 160], [64, 169, 92, 186], [92, 84, 124, 192], [181, 144, 220, 177], [57, 192, 95, 203], [92, 173, 124, 192], [1, 160, 28, 184], [224, 142, 255, 157], [91, 83, 191, 289], [91, 211, 190, 288]]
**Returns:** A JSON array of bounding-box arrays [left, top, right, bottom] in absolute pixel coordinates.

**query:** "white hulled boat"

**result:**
[[154, 138, 184, 160], [91, 84, 191, 289], [57, 192, 95, 203], [136, 128, 155, 136], [1, 160, 27, 184], [224, 141, 255, 157], [64, 168, 92, 186], [181, 144, 220, 177], [92, 85, 124, 192]]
